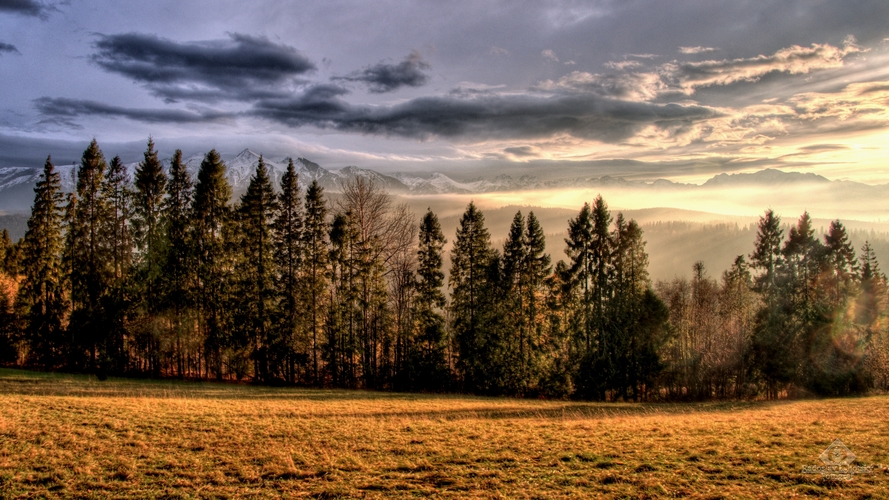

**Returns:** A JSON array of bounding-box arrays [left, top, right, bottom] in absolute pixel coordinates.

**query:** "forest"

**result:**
[[0, 138, 887, 400]]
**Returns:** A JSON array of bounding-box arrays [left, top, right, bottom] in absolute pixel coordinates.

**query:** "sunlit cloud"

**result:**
[[679, 46, 718, 54]]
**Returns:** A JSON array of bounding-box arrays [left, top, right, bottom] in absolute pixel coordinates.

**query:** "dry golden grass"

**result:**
[[0, 368, 887, 498]]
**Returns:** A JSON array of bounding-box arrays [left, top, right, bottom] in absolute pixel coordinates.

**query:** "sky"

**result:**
[[2, 0, 889, 185]]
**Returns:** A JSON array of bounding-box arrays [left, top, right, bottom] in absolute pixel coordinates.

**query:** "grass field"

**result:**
[[0, 368, 887, 498]]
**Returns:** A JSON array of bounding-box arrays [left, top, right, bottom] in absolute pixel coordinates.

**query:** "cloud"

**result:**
[[665, 38, 864, 92], [488, 46, 510, 57], [679, 46, 718, 54], [535, 71, 667, 102], [541, 49, 559, 62], [90, 32, 316, 103], [503, 146, 539, 157], [604, 60, 642, 70], [564, 60, 576, 66], [33, 97, 235, 124], [0, 42, 19, 54], [250, 83, 719, 143], [788, 80, 889, 124], [539, 38, 866, 104], [332, 50, 431, 93], [0, 0, 53, 18]]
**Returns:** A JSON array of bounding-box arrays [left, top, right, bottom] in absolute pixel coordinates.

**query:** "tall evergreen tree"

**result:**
[[273, 159, 304, 383], [18, 157, 67, 367], [161, 150, 194, 377], [67, 139, 110, 369], [565, 202, 594, 351], [822, 219, 858, 305], [302, 179, 329, 384], [237, 156, 279, 381], [409, 208, 449, 390], [191, 149, 232, 379], [101, 155, 134, 373], [133, 138, 168, 318], [749, 209, 783, 300], [450, 201, 495, 391]]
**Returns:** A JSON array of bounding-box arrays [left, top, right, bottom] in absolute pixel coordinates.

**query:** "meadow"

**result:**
[[0, 368, 886, 498]]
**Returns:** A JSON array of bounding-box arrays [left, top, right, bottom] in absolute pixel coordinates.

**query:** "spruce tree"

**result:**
[[522, 211, 551, 393], [161, 150, 194, 377], [18, 157, 66, 366], [449, 201, 495, 391], [237, 156, 279, 382], [565, 202, 594, 350], [133, 138, 168, 318], [68, 139, 110, 369], [191, 149, 232, 379], [410, 208, 449, 390], [823, 219, 858, 305], [749, 209, 783, 300], [273, 159, 304, 383], [500, 211, 526, 391], [302, 179, 329, 384], [101, 155, 133, 372]]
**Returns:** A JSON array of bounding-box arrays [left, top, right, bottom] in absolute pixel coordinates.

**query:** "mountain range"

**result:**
[[2, 148, 887, 214]]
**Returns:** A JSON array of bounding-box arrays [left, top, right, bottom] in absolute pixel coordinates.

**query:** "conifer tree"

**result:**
[[101, 155, 134, 372], [749, 209, 783, 300], [450, 201, 495, 391], [565, 202, 594, 350], [237, 156, 279, 381], [191, 149, 232, 379], [409, 208, 449, 390], [302, 179, 329, 384], [522, 211, 552, 392], [68, 139, 110, 369], [161, 150, 193, 377], [273, 159, 304, 383], [133, 138, 168, 318], [500, 211, 527, 391], [18, 157, 66, 366], [823, 219, 858, 305], [326, 211, 357, 387]]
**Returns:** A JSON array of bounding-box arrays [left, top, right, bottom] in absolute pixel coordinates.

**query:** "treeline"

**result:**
[[1, 139, 887, 400]]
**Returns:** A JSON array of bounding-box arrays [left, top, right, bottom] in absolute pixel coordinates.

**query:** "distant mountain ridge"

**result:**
[[0, 149, 884, 213]]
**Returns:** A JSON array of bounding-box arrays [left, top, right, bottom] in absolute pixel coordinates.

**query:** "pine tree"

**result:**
[[410, 208, 449, 390], [237, 156, 279, 382], [18, 157, 66, 366], [133, 138, 168, 318], [101, 155, 134, 373], [161, 149, 194, 377], [823, 219, 858, 305], [522, 211, 552, 392], [273, 159, 304, 383], [449, 201, 495, 391], [67, 139, 110, 370], [500, 211, 526, 391], [191, 149, 232, 379], [302, 179, 329, 384], [749, 209, 783, 300], [327, 211, 357, 387], [565, 202, 594, 350]]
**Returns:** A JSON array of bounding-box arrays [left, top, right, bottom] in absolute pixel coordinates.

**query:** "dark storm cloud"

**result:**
[[0, 42, 19, 54], [34, 97, 234, 124], [332, 50, 431, 93], [0, 0, 52, 17], [90, 32, 316, 102], [251, 84, 720, 142]]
